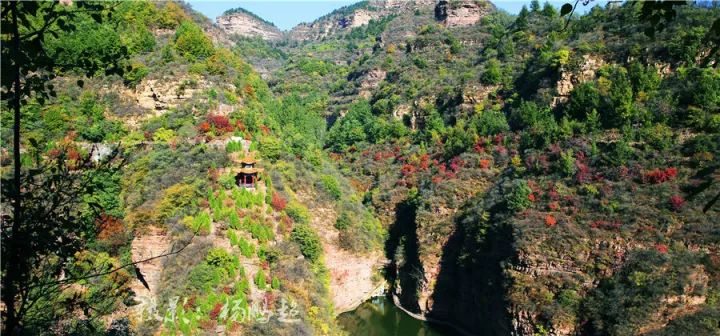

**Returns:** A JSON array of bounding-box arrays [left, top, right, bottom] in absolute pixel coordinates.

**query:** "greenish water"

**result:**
[[337, 296, 448, 336]]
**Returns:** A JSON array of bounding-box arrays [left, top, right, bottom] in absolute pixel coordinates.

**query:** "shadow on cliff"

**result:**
[[427, 200, 515, 335], [384, 198, 424, 314]]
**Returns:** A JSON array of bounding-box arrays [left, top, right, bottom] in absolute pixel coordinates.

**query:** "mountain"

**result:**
[[217, 7, 283, 40]]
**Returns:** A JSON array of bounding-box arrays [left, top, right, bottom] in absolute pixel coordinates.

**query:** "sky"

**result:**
[[187, 0, 610, 31]]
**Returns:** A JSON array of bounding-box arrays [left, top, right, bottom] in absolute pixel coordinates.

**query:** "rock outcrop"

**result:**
[[435, 0, 493, 27], [358, 69, 387, 99], [216, 8, 282, 41], [288, 0, 435, 41], [129, 226, 171, 316]]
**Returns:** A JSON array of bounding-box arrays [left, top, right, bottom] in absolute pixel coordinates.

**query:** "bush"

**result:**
[[270, 192, 287, 211], [481, 58, 502, 84], [565, 83, 600, 122], [218, 173, 235, 190], [187, 212, 211, 235], [174, 20, 214, 61], [320, 175, 341, 200], [255, 269, 267, 290], [226, 141, 243, 153], [291, 225, 322, 263], [505, 180, 532, 211], [285, 202, 309, 224], [250, 222, 274, 242], [334, 212, 352, 230], [229, 231, 255, 257]]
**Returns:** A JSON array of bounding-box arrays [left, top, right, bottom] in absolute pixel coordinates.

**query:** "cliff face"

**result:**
[[288, 0, 435, 41], [435, 0, 494, 27], [216, 11, 282, 41]]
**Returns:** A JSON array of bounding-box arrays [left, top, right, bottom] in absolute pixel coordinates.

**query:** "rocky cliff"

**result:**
[[288, 0, 435, 41], [216, 8, 283, 41], [435, 0, 494, 27]]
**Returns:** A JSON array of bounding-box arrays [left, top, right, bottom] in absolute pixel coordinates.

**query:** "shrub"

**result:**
[[334, 212, 352, 230], [481, 58, 502, 84], [505, 180, 533, 211], [174, 20, 214, 60], [320, 175, 341, 200], [229, 231, 255, 257], [642, 167, 678, 184], [187, 212, 211, 235], [250, 222, 274, 243], [285, 202, 309, 224], [157, 183, 198, 221], [206, 248, 238, 274], [559, 150, 577, 177], [255, 269, 267, 290], [270, 192, 287, 211], [271, 276, 280, 290], [226, 141, 243, 153], [669, 195, 685, 211], [218, 173, 235, 190], [291, 225, 322, 263], [545, 214, 557, 227]]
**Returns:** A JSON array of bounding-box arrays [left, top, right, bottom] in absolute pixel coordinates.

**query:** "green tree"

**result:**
[[566, 83, 600, 122], [174, 20, 214, 61], [481, 58, 503, 85], [1, 2, 129, 332], [291, 225, 322, 263]]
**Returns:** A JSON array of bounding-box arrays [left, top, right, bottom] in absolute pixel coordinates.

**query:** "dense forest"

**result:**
[[1, 0, 719, 335]]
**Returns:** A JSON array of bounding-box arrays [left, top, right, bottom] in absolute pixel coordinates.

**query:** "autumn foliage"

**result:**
[[642, 167, 678, 184], [271, 192, 287, 211]]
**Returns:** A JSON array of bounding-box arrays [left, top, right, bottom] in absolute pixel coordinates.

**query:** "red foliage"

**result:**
[[401, 164, 417, 177], [271, 192, 287, 211], [96, 214, 124, 241], [47, 148, 62, 159], [449, 156, 464, 173], [67, 148, 81, 161], [528, 194, 536, 202], [260, 124, 271, 135], [545, 214, 557, 227], [479, 159, 491, 169], [618, 165, 630, 179], [493, 134, 504, 145], [548, 202, 560, 211], [431, 175, 444, 184], [669, 195, 685, 211], [548, 143, 562, 157], [209, 302, 223, 320], [235, 120, 246, 132], [642, 167, 678, 184], [244, 84, 255, 97], [419, 154, 430, 170], [495, 145, 507, 156], [437, 163, 447, 174], [373, 152, 383, 161], [655, 244, 669, 254], [184, 296, 196, 309], [576, 163, 591, 184], [590, 220, 622, 230], [198, 121, 212, 133], [473, 142, 485, 154], [207, 114, 234, 133]]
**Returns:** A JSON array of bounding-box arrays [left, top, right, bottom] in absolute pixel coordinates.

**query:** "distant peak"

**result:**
[[221, 7, 276, 28]]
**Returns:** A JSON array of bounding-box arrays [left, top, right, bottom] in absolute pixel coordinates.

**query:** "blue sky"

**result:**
[[187, 0, 609, 31]]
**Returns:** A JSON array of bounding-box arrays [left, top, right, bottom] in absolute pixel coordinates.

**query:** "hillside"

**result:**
[[1, 1, 719, 336]]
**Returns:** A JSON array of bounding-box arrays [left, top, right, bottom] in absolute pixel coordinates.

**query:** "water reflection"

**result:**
[[337, 296, 447, 336]]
